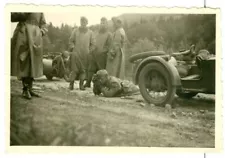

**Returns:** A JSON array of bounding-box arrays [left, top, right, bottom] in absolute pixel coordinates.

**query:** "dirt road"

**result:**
[[10, 77, 215, 147]]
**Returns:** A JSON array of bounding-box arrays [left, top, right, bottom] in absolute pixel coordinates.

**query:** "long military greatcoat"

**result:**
[[106, 27, 126, 79], [69, 27, 95, 74], [11, 13, 47, 78], [89, 29, 112, 71]]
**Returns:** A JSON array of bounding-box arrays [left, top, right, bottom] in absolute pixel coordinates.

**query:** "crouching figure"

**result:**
[[92, 70, 139, 97]]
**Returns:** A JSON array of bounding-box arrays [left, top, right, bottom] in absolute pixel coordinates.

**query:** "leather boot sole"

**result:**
[[30, 91, 41, 97], [22, 91, 32, 100], [84, 83, 91, 88]]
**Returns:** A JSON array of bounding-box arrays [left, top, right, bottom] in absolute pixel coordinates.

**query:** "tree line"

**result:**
[[42, 14, 216, 77]]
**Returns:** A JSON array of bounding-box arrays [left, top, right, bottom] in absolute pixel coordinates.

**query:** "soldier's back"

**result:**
[[106, 76, 122, 89]]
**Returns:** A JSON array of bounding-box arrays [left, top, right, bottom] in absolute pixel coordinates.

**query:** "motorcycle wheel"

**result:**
[[138, 62, 176, 106]]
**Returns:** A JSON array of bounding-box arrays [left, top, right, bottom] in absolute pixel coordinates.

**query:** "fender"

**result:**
[[133, 56, 181, 86]]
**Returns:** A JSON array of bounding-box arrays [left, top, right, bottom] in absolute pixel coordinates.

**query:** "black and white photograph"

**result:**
[[6, 5, 221, 151]]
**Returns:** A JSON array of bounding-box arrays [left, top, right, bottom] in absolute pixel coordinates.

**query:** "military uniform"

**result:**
[[92, 70, 139, 97], [106, 18, 126, 79], [11, 13, 47, 99], [68, 26, 96, 90], [85, 28, 112, 87], [88, 29, 112, 72]]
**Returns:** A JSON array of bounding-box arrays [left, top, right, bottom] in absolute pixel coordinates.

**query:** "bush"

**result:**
[[129, 38, 157, 55], [125, 38, 159, 80]]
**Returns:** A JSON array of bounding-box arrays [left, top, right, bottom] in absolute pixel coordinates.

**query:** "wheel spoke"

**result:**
[[139, 63, 176, 106], [146, 70, 169, 101]]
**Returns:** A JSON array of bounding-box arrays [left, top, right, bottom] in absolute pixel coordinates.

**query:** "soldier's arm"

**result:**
[[111, 29, 125, 53], [89, 31, 96, 52], [69, 29, 76, 52], [67, 55, 72, 71], [93, 82, 102, 95], [101, 82, 122, 97], [52, 56, 61, 75], [40, 13, 48, 36], [120, 28, 126, 48], [102, 32, 113, 53], [92, 75, 102, 95], [52, 56, 59, 65]]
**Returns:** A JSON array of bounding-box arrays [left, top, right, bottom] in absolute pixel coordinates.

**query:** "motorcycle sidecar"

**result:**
[[129, 51, 215, 106]]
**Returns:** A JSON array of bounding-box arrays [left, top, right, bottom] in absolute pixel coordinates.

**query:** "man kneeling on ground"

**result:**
[[52, 51, 70, 78], [92, 69, 139, 97]]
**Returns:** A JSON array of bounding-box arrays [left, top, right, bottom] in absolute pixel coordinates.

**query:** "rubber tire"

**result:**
[[129, 51, 166, 63], [138, 62, 176, 106], [46, 75, 53, 81], [176, 91, 198, 99]]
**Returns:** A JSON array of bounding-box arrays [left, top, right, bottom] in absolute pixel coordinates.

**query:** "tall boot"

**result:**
[[84, 71, 94, 88], [69, 80, 74, 90], [28, 78, 41, 97], [79, 73, 86, 91], [69, 71, 76, 90], [22, 77, 32, 100]]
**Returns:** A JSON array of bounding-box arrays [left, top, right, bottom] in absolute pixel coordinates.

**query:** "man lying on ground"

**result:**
[[92, 69, 139, 97]]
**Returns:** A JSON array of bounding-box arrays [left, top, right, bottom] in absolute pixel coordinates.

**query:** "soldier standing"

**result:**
[[106, 17, 126, 79], [11, 13, 47, 99], [68, 17, 96, 90], [84, 17, 112, 88]]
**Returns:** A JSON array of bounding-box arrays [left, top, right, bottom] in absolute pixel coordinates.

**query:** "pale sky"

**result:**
[[44, 11, 122, 27], [10, 7, 131, 37], [10, 6, 212, 37]]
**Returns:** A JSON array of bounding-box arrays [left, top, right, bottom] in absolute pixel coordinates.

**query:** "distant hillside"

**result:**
[[22, 13, 215, 79], [89, 14, 183, 35], [117, 13, 183, 26]]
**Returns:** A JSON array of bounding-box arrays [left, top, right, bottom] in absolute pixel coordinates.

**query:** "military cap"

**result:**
[[80, 16, 88, 22], [111, 17, 122, 24], [62, 50, 69, 56], [96, 69, 108, 77], [101, 17, 108, 22], [111, 16, 117, 21]]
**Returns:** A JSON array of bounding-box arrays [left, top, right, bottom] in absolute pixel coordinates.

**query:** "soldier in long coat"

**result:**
[[11, 13, 47, 99], [84, 17, 112, 88], [106, 17, 126, 80], [68, 17, 96, 90]]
